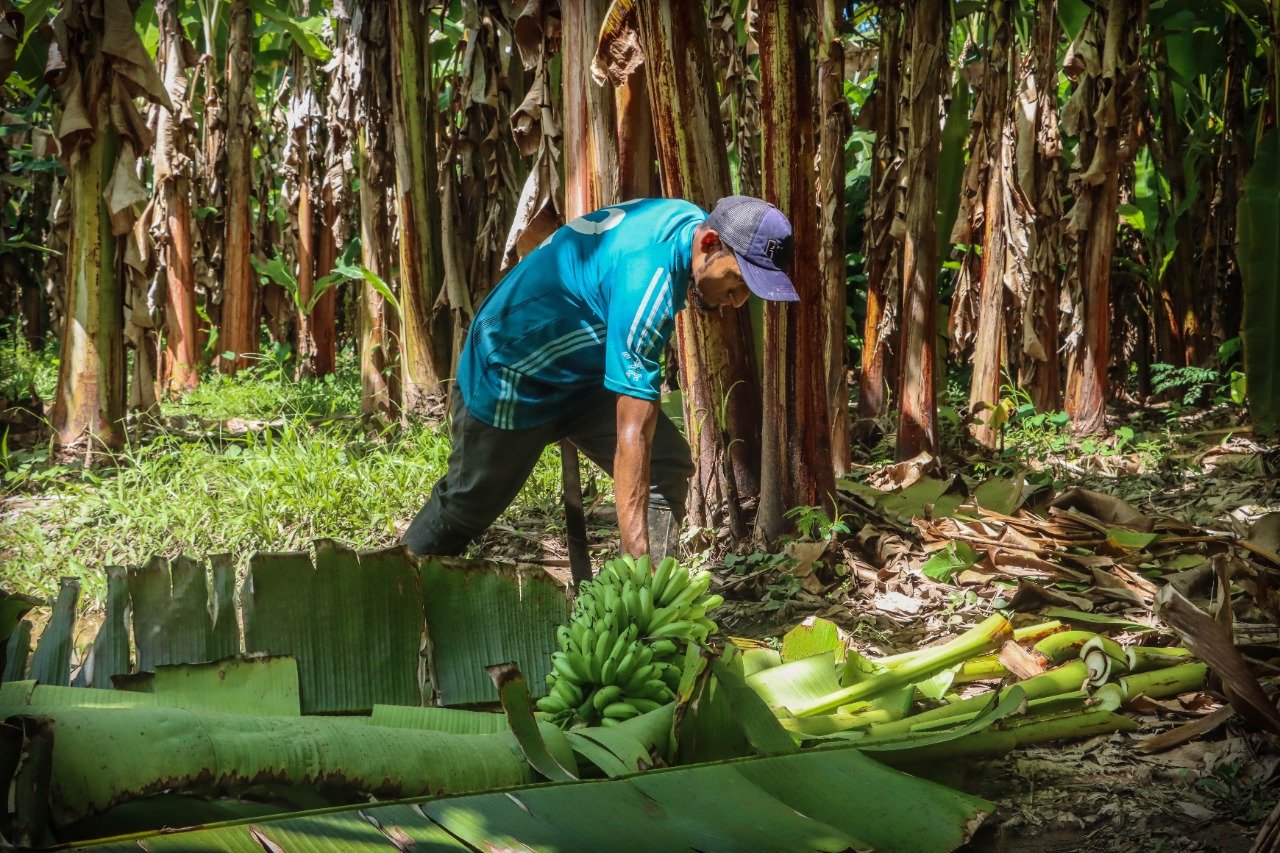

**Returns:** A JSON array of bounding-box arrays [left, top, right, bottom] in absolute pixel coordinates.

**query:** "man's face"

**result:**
[[691, 247, 751, 312]]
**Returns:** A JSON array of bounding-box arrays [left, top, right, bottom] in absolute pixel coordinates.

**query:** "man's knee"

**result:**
[[400, 492, 479, 557]]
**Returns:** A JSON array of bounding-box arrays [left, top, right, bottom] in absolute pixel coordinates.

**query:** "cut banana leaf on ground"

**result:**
[[3, 658, 303, 717], [421, 556, 570, 706], [117, 656, 302, 716], [746, 649, 844, 712], [0, 706, 545, 847], [369, 703, 510, 734], [83, 744, 995, 853], [25, 577, 78, 687], [128, 555, 238, 672], [242, 542, 425, 713]]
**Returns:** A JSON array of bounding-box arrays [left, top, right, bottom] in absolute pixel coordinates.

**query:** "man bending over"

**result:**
[[401, 195, 798, 561]]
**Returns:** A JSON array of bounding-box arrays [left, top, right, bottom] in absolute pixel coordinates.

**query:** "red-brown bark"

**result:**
[[217, 0, 258, 374], [817, 0, 852, 474], [894, 0, 950, 461], [636, 0, 763, 537], [1062, 0, 1147, 435], [756, 0, 836, 539]]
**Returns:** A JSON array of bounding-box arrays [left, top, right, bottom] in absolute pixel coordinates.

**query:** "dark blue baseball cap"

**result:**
[[704, 195, 799, 302]]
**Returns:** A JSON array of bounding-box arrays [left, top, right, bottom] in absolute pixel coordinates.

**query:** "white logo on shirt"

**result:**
[[566, 207, 627, 235]]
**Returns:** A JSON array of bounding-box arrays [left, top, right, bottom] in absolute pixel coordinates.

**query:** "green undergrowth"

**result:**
[[0, 320, 58, 403], [162, 345, 363, 420], [1, 355, 571, 606]]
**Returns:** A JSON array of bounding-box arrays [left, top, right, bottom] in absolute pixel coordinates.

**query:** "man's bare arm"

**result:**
[[615, 395, 659, 557]]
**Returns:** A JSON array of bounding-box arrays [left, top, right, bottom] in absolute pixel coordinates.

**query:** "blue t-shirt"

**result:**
[[457, 198, 705, 429]]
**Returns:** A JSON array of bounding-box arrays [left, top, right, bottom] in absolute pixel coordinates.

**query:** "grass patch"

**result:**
[[1, 354, 584, 606], [161, 346, 362, 421]]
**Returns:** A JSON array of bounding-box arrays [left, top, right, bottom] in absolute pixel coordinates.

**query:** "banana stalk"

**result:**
[[866, 660, 1091, 737], [791, 614, 1014, 717], [877, 620, 1063, 669], [1080, 635, 1128, 688], [951, 654, 1008, 684], [1032, 630, 1100, 663], [870, 709, 1140, 766], [1092, 661, 1208, 711], [1126, 645, 1192, 673]]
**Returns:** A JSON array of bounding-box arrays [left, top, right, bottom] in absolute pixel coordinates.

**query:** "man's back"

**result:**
[[458, 198, 706, 429]]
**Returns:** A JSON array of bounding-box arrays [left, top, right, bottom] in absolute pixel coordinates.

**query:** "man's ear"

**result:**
[[699, 228, 721, 251]]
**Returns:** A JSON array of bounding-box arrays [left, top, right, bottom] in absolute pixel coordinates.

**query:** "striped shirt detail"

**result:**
[[495, 323, 606, 428]]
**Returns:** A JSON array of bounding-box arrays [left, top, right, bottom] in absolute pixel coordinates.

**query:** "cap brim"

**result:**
[[736, 252, 800, 302]]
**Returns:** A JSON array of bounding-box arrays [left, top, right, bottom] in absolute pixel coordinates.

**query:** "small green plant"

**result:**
[[1149, 363, 1221, 406], [784, 504, 850, 542]]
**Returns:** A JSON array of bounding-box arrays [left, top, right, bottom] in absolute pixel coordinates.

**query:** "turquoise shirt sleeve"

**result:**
[[603, 244, 679, 401]]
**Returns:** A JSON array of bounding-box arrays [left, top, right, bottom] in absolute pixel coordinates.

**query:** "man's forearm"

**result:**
[[615, 396, 658, 557]]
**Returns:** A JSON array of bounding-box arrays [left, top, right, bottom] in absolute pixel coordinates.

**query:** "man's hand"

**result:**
[[615, 395, 659, 557]]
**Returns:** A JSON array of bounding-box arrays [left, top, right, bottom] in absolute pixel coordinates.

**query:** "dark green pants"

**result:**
[[401, 390, 693, 556]]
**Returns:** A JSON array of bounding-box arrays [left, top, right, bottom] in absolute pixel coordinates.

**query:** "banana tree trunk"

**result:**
[[312, 181, 338, 375], [894, 0, 950, 462], [562, 0, 618, 218], [1209, 18, 1249, 349], [963, 0, 1014, 450], [817, 0, 851, 475], [294, 151, 318, 375], [756, 0, 835, 540], [390, 0, 449, 414], [154, 0, 199, 397], [52, 120, 125, 452], [636, 0, 762, 538], [857, 0, 902, 428], [350, 0, 399, 417], [51, 0, 171, 452], [217, 0, 257, 374], [1015, 0, 1063, 412], [1062, 0, 1147, 435], [616, 63, 659, 200]]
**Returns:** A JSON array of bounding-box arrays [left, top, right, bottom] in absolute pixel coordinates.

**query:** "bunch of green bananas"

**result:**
[[537, 554, 724, 727]]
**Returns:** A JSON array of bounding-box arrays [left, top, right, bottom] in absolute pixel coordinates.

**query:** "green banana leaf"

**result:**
[[26, 578, 78, 687], [0, 591, 38, 649], [1238, 126, 1280, 433], [77, 568, 127, 690], [243, 542, 424, 713], [936, 74, 972, 265], [128, 555, 238, 672], [82, 744, 994, 853], [567, 702, 676, 776], [708, 657, 797, 756], [119, 657, 302, 716], [780, 617, 842, 662], [2, 705, 544, 846], [488, 662, 577, 782], [673, 647, 754, 764], [741, 646, 782, 676], [3, 658, 298, 717], [370, 704, 510, 734], [0, 679, 34, 705], [420, 557, 569, 706], [1, 620, 31, 681], [745, 650, 843, 712]]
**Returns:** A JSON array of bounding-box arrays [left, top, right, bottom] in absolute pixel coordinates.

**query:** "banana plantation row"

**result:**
[[1, 0, 1277, 539]]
